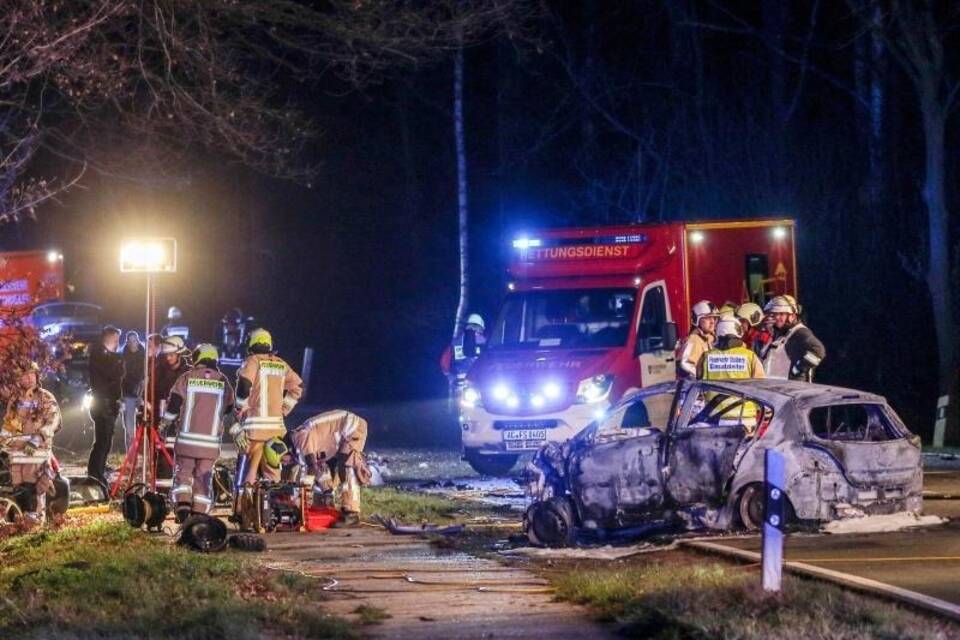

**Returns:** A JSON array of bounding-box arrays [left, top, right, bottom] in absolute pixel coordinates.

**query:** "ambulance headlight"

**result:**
[[491, 383, 511, 401], [575, 375, 613, 404], [461, 385, 482, 409], [542, 382, 562, 400]]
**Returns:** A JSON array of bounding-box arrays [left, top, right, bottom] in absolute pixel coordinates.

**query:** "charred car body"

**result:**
[[524, 379, 923, 546]]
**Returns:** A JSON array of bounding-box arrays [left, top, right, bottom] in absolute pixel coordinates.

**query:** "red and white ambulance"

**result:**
[[459, 219, 798, 475]]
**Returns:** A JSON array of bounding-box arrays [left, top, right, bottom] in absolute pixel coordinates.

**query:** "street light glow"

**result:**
[[120, 238, 177, 273]]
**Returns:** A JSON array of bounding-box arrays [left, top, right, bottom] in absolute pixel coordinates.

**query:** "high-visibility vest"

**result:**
[[699, 346, 764, 429]]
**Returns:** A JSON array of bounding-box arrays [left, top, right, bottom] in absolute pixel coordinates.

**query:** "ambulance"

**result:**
[[459, 219, 798, 475]]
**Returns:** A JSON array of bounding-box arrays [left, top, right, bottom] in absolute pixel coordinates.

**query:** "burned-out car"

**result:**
[[524, 379, 923, 546]]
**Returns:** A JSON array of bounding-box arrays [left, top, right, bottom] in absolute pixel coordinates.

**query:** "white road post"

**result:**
[[762, 448, 785, 592]]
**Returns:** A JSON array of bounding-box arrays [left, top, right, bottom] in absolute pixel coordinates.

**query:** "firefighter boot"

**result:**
[[331, 511, 360, 528]]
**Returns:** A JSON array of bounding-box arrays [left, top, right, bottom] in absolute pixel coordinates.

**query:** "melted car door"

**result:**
[[569, 397, 668, 529], [665, 386, 746, 506]]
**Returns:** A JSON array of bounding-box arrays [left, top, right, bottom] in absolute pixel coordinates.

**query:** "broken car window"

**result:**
[[685, 389, 768, 436], [808, 404, 903, 442]]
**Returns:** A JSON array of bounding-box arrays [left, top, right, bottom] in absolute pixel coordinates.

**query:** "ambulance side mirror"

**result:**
[[636, 322, 677, 355], [662, 322, 677, 351]]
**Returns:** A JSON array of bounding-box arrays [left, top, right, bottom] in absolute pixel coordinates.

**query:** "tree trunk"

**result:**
[[452, 44, 470, 343], [920, 99, 960, 444]]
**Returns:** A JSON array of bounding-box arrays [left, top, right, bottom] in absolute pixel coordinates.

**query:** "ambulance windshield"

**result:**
[[489, 288, 636, 350]]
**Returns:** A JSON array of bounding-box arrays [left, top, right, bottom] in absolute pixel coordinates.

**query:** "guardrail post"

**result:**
[[763, 448, 785, 592]]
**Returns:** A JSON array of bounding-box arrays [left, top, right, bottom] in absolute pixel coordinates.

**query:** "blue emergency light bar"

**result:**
[[512, 234, 646, 250]]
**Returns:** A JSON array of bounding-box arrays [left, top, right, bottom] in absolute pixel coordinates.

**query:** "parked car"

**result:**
[[30, 301, 103, 344], [523, 379, 923, 546]]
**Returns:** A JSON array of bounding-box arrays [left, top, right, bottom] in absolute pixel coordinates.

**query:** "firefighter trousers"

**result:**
[[243, 439, 281, 485], [172, 455, 216, 514], [312, 457, 361, 514]]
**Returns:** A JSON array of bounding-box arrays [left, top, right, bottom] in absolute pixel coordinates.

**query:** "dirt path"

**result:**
[[261, 526, 616, 639]]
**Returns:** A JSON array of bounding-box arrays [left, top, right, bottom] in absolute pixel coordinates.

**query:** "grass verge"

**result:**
[[546, 551, 956, 640], [361, 486, 515, 524], [0, 516, 354, 640]]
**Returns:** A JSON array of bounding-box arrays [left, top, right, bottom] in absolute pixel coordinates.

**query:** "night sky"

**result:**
[[3, 2, 956, 441]]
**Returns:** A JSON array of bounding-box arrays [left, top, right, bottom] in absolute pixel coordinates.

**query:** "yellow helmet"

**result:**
[[735, 302, 764, 327], [193, 343, 219, 363], [718, 302, 737, 316], [262, 437, 288, 469], [248, 328, 273, 351]]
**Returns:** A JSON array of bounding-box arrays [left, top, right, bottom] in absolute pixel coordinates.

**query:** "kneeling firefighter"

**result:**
[[0, 363, 61, 524], [161, 344, 235, 519], [229, 328, 303, 485], [289, 410, 370, 528]]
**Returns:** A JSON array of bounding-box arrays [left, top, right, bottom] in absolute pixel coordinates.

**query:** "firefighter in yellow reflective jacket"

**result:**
[[161, 344, 235, 520], [229, 328, 303, 484], [676, 300, 719, 378], [289, 410, 369, 527], [697, 316, 765, 434], [0, 363, 61, 524]]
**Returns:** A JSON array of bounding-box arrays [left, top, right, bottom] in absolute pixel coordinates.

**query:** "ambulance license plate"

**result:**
[[503, 429, 547, 450]]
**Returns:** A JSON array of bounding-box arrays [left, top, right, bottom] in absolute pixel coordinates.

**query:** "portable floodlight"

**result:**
[[120, 238, 177, 273]]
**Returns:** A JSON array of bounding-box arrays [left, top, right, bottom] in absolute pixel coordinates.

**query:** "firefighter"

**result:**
[[289, 410, 369, 528], [153, 336, 191, 491], [734, 302, 765, 352], [229, 328, 303, 485], [0, 363, 61, 524], [676, 300, 719, 378], [440, 313, 486, 379], [162, 305, 190, 342], [760, 296, 826, 381], [698, 316, 765, 434], [161, 344, 235, 521]]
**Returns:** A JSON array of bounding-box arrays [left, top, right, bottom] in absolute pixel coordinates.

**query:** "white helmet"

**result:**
[[167, 306, 182, 321], [466, 313, 485, 331], [691, 300, 719, 325], [159, 335, 187, 355], [716, 316, 744, 339], [735, 302, 764, 327], [764, 295, 799, 315]]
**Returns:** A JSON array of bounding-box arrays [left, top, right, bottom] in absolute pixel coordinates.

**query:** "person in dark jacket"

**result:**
[[87, 325, 124, 484], [120, 331, 144, 451]]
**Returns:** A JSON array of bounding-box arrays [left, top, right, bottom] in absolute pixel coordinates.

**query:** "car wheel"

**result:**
[[738, 483, 765, 531], [526, 497, 577, 547], [464, 448, 518, 476], [738, 483, 794, 531]]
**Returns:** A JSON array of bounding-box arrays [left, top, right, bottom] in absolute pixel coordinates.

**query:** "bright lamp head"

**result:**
[[120, 237, 177, 273]]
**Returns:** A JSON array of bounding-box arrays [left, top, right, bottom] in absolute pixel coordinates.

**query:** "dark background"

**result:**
[[3, 2, 953, 444]]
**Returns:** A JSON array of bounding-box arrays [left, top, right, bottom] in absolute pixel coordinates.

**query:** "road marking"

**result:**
[[792, 556, 960, 564], [683, 540, 960, 623]]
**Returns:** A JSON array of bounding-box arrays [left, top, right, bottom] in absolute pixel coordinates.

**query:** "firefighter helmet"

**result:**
[[716, 316, 744, 339], [690, 300, 719, 325], [160, 335, 187, 355], [735, 302, 764, 327], [248, 328, 273, 351], [193, 343, 219, 364], [718, 302, 737, 316], [167, 306, 182, 321], [466, 313, 485, 331], [765, 295, 799, 315], [262, 437, 288, 470]]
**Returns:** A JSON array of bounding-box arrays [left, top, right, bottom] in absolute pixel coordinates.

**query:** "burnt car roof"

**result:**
[[696, 379, 887, 407]]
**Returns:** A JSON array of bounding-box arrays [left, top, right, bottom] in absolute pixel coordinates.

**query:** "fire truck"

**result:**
[[459, 219, 798, 475], [0, 250, 65, 316]]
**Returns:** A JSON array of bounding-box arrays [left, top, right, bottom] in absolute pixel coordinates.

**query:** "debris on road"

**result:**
[[500, 541, 678, 560], [373, 515, 465, 536], [822, 512, 947, 534]]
